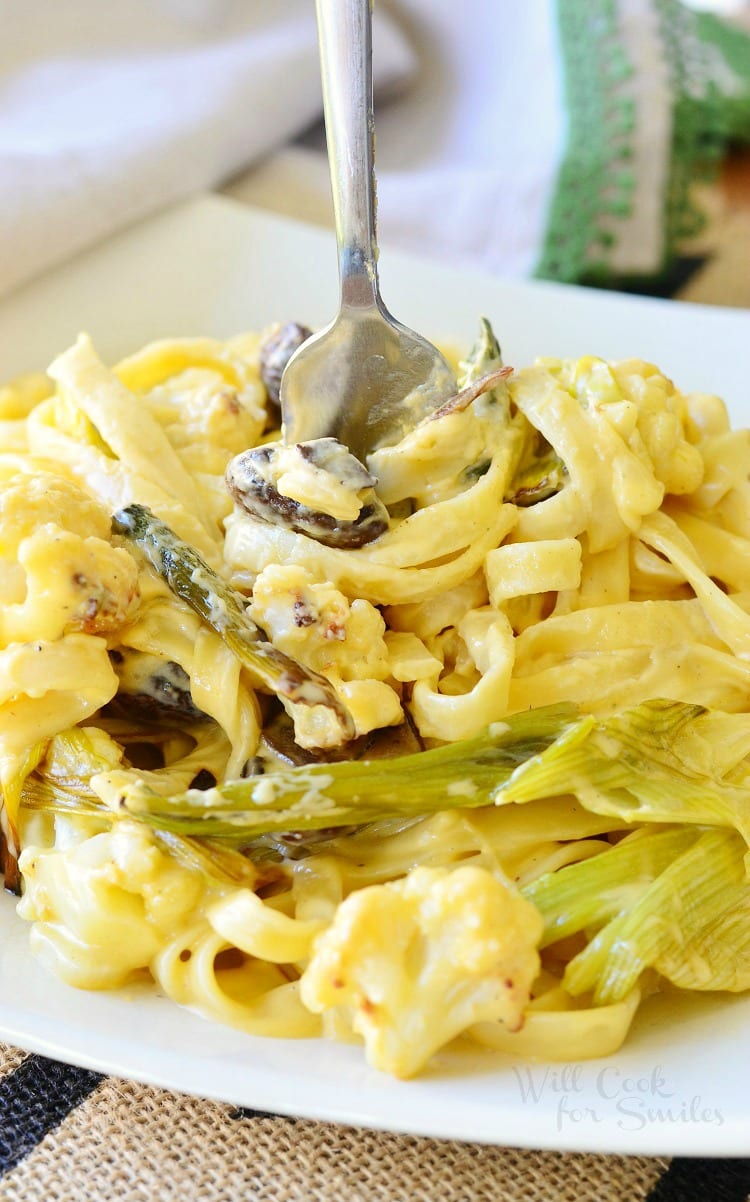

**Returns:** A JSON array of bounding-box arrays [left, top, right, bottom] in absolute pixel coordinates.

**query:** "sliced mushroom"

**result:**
[[260, 707, 423, 769], [259, 322, 312, 414], [108, 649, 207, 721], [260, 709, 362, 767], [226, 437, 389, 549]]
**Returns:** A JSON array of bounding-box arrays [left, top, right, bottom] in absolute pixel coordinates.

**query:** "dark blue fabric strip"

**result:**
[[0, 1055, 102, 1175], [646, 1157, 750, 1202]]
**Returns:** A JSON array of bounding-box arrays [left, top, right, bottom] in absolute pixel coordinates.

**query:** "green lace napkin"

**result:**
[[536, 0, 750, 289]]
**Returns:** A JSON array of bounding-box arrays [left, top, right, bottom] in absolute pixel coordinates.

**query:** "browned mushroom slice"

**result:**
[[259, 322, 313, 414], [226, 437, 389, 549], [260, 710, 363, 767], [108, 649, 208, 722], [261, 707, 423, 769]]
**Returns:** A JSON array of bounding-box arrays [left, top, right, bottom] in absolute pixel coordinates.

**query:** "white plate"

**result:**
[[1, 196, 749, 1156]]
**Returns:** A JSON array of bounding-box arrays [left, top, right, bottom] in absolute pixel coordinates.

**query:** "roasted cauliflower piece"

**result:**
[[0, 472, 111, 555], [250, 563, 403, 740], [18, 821, 204, 989], [300, 864, 543, 1078], [0, 472, 139, 646], [145, 368, 266, 475]]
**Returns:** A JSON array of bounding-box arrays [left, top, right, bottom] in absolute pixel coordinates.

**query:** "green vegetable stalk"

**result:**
[[23, 698, 750, 1003], [561, 828, 750, 1002], [113, 700, 750, 858], [112, 504, 355, 743], [458, 316, 504, 386], [524, 825, 703, 949], [116, 703, 583, 839], [497, 699, 750, 845]]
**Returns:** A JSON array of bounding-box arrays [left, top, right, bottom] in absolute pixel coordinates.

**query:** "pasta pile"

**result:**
[[2, 320, 750, 1078]]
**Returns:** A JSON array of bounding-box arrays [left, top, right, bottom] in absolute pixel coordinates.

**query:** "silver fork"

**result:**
[[279, 0, 456, 464]]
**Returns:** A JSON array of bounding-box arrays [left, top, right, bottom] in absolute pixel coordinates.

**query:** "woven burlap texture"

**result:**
[[0, 1046, 27, 1083], [0, 1066, 669, 1202]]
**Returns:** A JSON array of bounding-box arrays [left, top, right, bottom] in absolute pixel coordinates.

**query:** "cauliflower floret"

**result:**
[[610, 360, 704, 496], [300, 865, 542, 1077], [250, 564, 403, 741], [250, 563, 388, 680], [145, 368, 266, 476], [0, 472, 140, 646], [7, 526, 138, 643], [0, 472, 111, 556], [553, 356, 704, 500], [17, 821, 204, 989]]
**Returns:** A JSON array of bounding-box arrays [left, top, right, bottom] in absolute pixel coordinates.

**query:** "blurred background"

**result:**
[[2, 0, 749, 305]]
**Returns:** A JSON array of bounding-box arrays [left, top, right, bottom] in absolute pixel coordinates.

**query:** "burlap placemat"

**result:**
[[2, 1043, 750, 1202]]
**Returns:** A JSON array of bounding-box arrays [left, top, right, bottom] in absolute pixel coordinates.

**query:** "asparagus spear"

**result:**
[[115, 700, 750, 850], [457, 316, 504, 386], [505, 440, 567, 507], [116, 704, 584, 839], [459, 316, 566, 506], [112, 504, 355, 744]]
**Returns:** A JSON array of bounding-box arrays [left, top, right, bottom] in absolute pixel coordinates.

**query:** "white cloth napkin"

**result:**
[[229, 0, 566, 280], [0, 0, 414, 299], [360, 0, 566, 280]]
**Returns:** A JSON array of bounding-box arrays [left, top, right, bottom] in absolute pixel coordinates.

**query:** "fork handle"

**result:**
[[315, 0, 381, 310]]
